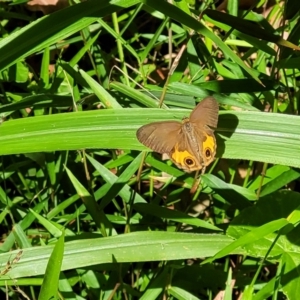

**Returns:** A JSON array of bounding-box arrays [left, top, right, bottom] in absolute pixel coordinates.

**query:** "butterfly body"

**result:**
[[136, 97, 219, 173]]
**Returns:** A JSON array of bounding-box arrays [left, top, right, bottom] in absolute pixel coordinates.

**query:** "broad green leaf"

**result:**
[[0, 232, 234, 280], [1, 109, 300, 170]]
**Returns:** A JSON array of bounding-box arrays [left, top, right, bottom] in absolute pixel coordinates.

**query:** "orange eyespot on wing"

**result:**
[[170, 144, 201, 172], [202, 133, 216, 162]]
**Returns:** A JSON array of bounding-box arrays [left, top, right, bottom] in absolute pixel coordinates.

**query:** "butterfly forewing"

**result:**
[[136, 121, 182, 154], [190, 96, 219, 129]]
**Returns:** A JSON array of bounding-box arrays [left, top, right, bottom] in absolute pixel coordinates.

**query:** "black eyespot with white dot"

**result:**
[[205, 148, 211, 158], [185, 157, 195, 166]]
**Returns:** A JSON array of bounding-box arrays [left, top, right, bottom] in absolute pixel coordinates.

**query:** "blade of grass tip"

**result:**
[[243, 285, 254, 300], [98, 17, 140, 63], [139, 16, 170, 63], [134, 203, 222, 231], [79, 69, 122, 109], [0, 201, 47, 252], [70, 31, 101, 67], [110, 81, 162, 108], [201, 174, 256, 207], [99, 152, 144, 211], [286, 205, 300, 227], [120, 4, 144, 36], [38, 232, 65, 300], [64, 165, 112, 236], [59, 62, 91, 91], [47, 194, 80, 220], [45, 152, 56, 187], [12, 224, 32, 249], [29, 209, 63, 238], [202, 218, 289, 264], [40, 47, 50, 88], [86, 154, 147, 209]]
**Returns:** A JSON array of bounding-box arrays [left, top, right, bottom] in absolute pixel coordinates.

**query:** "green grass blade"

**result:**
[[205, 9, 300, 50], [0, 232, 234, 280], [29, 209, 63, 238], [203, 219, 288, 264], [134, 203, 222, 231], [65, 165, 112, 236], [110, 81, 163, 108], [1, 109, 300, 169], [260, 169, 300, 197], [12, 224, 32, 249], [86, 154, 146, 207], [0, 0, 140, 72], [140, 0, 262, 83], [80, 69, 122, 109], [38, 232, 65, 300]]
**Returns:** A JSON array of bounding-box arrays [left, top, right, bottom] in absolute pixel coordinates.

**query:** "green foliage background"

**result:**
[[1, 0, 300, 299]]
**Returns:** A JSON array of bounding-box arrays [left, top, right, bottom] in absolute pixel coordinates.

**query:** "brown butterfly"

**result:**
[[136, 96, 219, 173]]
